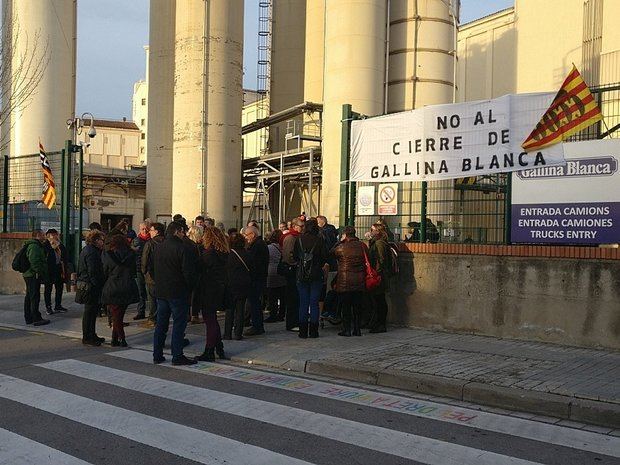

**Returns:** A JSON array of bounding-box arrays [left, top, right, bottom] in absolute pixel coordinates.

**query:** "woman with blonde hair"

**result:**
[[194, 226, 230, 360], [368, 221, 393, 333]]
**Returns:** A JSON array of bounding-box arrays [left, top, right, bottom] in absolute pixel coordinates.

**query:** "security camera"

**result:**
[[88, 126, 97, 138]]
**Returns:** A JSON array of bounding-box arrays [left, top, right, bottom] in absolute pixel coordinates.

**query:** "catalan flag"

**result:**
[[522, 65, 603, 151], [39, 141, 56, 209]]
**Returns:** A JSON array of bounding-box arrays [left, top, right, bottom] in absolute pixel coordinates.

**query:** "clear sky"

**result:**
[[76, 0, 514, 120]]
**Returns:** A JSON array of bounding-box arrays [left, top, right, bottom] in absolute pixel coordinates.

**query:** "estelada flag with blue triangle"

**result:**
[[39, 140, 56, 209], [522, 65, 603, 151]]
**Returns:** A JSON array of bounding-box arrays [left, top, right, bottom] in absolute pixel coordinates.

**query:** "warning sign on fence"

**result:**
[[378, 183, 398, 216]]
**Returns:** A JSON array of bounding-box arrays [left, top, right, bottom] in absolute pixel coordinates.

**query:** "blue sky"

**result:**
[[77, 0, 514, 119]]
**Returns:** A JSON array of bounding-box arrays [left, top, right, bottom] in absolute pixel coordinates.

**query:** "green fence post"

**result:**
[[420, 181, 427, 242], [504, 173, 512, 244], [2, 155, 8, 233], [60, 140, 73, 248], [74, 145, 84, 263], [339, 104, 353, 228]]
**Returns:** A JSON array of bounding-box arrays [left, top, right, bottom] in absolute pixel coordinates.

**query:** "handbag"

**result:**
[[74, 280, 92, 304], [277, 259, 296, 278], [363, 248, 382, 291]]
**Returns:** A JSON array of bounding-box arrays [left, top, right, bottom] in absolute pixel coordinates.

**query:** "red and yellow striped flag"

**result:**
[[39, 141, 56, 209], [522, 65, 603, 151]]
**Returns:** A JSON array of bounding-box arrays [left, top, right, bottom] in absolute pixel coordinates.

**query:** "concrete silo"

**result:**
[[204, 0, 244, 227], [3, 0, 75, 163], [321, 0, 387, 225], [145, 0, 176, 220]]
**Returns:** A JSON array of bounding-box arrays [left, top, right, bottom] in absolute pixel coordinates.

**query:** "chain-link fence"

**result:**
[[1, 150, 83, 233]]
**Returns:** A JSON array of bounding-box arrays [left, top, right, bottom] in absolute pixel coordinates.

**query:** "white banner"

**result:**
[[356, 185, 375, 216], [350, 93, 566, 182]]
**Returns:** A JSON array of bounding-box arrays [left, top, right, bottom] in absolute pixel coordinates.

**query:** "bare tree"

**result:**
[[0, 6, 50, 152]]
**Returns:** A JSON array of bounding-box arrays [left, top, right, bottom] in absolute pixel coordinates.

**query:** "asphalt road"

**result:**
[[0, 327, 618, 465]]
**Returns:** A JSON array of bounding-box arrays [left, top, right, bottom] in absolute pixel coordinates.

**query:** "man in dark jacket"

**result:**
[[142, 222, 165, 325], [152, 222, 198, 365], [21, 229, 50, 326], [132, 221, 150, 320], [43, 228, 69, 315], [243, 225, 268, 336]]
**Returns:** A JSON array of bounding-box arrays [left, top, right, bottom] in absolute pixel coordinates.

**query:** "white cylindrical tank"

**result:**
[[388, 0, 455, 111], [145, 0, 176, 220], [321, 0, 387, 225], [3, 0, 75, 200], [303, 0, 325, 105], [269, 0, 306, 153], [204, 0, 244, 227], [171, 0, 205, 221]]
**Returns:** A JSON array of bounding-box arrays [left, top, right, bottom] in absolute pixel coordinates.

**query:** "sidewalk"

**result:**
[[1, 293, 619, 429]]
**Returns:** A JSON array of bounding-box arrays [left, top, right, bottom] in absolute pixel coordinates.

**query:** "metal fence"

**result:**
[[351, 83, 619, 244], [1, 150, 84, 234]]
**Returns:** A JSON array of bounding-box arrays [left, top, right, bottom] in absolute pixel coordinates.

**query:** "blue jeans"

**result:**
[[153, 296, 189, 361], [249, 278, 266, 331], [297, 280, 323, 324]]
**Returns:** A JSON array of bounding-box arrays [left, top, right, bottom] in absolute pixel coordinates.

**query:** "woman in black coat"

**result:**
[[101, 234, 139, 346], [224, 232, 254, 340], [77, 230, 106, 346], [194, 227, 230, 361]]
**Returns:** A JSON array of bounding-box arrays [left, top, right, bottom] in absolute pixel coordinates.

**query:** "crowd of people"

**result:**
[[18, 212, 397, 366]]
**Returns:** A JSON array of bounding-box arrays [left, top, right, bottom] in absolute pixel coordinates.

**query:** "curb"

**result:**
[[305, 360, 620, 430]]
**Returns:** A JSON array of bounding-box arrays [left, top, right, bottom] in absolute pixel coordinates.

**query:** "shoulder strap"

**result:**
[[231, 249, 250, 272]]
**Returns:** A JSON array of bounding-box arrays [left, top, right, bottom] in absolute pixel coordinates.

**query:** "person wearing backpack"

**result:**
[[293, 218, 328, 338], [18, 229, 50, 326], [368, 222, 393, 333]]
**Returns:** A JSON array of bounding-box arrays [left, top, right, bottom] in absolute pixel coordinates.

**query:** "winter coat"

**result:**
[[152, 235, 197, 300], [319, 223, 338, 271], [77, 244, 105, 304], [281, 230, 300, 265], [195, 247, 228, 313], [226, 248, 254, 300], [266, 242, 286, 288], [368, 238, 391, 294], [247, 236, 269, 281], [293, 233, 328, 283], [141, 234, 164, 286], [22, 239, 49, 281], [101, 247, 139, 306], [132, 235, 149, 271], [331, 237, 366, 293], [44, 241, 69, 282]]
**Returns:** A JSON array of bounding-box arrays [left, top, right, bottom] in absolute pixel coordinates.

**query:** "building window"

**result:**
[[140, 147, 145, 154], [141, 133, 145, 140], [141, 118, 145, 126], [141, 98, 146, 105]]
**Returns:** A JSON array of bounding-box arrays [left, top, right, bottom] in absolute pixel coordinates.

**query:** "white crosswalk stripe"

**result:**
[[0, 428, 92, 465], [111, 348, 620, 459], [0, 373, 313, 465], [38, 358, 543, 465]]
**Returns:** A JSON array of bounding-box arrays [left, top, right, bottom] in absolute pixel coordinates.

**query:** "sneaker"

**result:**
[[82, 338, 101, 347], [33, 319, 50, 326], [45, 307, 55, 315], [133, 313, 145, 321], [153, 356, 166, 364], [243, 327, 265, 337], [172, 355, 197, 366], [94, 335, 105, 343], [183, 338, 191, 347], [54, 306, 68, 313]]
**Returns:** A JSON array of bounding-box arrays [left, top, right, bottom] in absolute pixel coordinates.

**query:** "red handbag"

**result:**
[[363, 248, 382, 291]]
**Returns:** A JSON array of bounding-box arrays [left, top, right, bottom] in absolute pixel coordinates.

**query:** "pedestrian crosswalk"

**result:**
[[0, 349, 618, 465]]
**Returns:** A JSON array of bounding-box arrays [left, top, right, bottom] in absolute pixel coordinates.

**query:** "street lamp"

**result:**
[[63, 112, 96, 265]]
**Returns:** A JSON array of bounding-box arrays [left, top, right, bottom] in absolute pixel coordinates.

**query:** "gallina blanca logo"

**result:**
[[517, 156, 618, 180]]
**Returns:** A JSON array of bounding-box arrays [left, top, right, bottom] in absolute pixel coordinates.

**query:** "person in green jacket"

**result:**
[[22, 229, 51, 326]]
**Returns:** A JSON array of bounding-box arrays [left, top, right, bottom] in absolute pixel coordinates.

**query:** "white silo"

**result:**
[[321, 0, 387, 225], [204, 0, 244, 227], [3, 0, 75, 200], [171, 0, 204, 221], [145, 0, 176, 220]]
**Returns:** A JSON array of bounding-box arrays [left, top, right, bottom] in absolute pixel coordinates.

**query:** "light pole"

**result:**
[[64, 112, 96, 265]]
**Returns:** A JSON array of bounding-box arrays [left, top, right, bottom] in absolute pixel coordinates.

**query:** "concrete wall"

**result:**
[[389, 253, 620, 350], [0, 237, 28, 294]]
